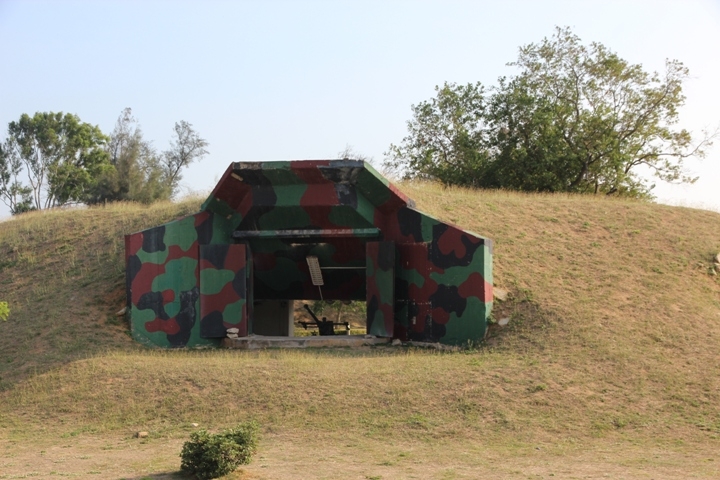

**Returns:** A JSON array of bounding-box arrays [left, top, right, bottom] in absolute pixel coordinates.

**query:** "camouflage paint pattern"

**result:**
[[126, 160, 492, 347], [366, 241, 395, 337], [199, 244, 248, 338], [126, 215, 207, 347]]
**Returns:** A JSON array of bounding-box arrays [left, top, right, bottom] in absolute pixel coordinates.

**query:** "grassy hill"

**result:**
[[1, 184, 719, 479]]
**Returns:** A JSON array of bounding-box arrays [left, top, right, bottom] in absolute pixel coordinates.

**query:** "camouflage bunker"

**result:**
[[125, 160, 493, 348]]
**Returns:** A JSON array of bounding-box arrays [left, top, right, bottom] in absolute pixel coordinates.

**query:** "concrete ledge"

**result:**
[[221, 334, 392, 349]]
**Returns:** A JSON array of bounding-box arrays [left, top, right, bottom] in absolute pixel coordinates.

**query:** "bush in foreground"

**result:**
[[180, 422, 259, 479]]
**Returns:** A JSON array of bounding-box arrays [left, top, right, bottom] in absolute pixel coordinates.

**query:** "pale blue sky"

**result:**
[[1, 0, 718, 219]]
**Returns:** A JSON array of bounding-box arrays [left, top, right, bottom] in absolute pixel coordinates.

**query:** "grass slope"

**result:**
[[1, 185, 719, 478]]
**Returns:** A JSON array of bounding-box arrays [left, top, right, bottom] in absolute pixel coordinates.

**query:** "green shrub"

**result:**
[[180, 422, 259, 479], [0, 302, 8, 321]]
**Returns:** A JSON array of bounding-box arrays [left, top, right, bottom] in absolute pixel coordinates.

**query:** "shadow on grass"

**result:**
[[119, 472, 186, 480], [119, 469, 253, 479], [485, 286, 557, 351]]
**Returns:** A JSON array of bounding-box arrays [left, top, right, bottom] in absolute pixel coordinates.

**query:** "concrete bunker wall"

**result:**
[[125, 161, 492, 348]]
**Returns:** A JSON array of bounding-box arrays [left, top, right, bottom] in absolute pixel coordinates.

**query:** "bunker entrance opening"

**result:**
[[199, 235, 394, 339], [292, 300, 367, 336]]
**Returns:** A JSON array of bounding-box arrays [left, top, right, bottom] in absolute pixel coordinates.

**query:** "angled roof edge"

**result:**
[[201, 160, 415, 215]]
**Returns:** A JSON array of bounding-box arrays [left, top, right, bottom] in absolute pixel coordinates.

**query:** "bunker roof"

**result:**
[[201, 160, 415, 238]]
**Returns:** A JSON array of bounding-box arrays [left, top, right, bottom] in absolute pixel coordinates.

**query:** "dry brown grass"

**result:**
[[407, 182, 720, 436], [1, 184, 720, 478], [0, 198, 203, 386]]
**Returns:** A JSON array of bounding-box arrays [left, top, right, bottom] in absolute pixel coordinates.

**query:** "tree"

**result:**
[[1, 112, 111, 210], [0, 301, 9, 322], [162, 120, 209, 198], [87, 108, 171, 204], [385, 82, 491, 187], [2, 109, 208, 212], [0, 139, 34, 214], [88, 109, 209, 204], [386, 27, 716, 197]]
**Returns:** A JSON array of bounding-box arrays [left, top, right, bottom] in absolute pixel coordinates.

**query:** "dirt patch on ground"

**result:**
[[2, 432, 719, 479]]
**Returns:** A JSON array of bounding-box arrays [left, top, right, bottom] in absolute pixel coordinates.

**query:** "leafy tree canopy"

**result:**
[[385, 27, 716, 198], [1, 112, 111, 212], [163, 120, 209, 197], [87, 108, 172, 205], [1, 109, 209, 214], [88, 109, 209, 205]]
